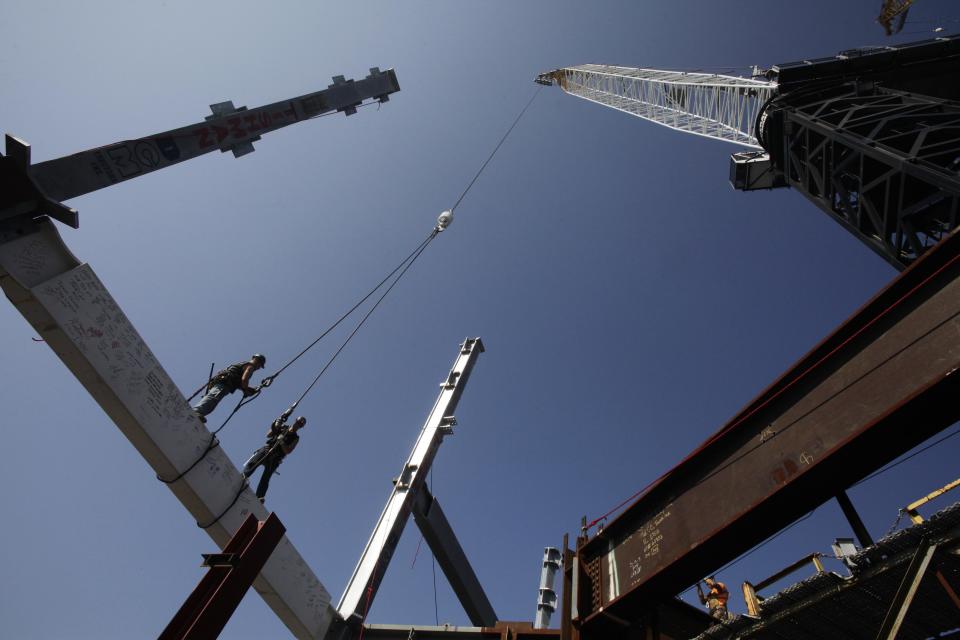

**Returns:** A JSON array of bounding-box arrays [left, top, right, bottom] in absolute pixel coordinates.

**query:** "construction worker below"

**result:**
[[696, 576, 731, 623], [242, 411, 306, 502], [192, 354, 266, 421]]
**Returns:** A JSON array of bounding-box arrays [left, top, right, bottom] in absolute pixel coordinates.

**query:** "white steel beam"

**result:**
[[336, 338, 485, 625], [0, 218, 336, 640], [539, 65, 777, 148]]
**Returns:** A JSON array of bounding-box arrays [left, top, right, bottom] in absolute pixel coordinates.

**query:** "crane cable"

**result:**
[[167, 88, 542, 527], [292, 231, 438, 410], [261, 230, 437, 386], [451, 86, 542, 213], [158, 229, 435, 490], [204, 84, 542, 430], [187, 85, 542, 417], [195, 231, 437, 529]]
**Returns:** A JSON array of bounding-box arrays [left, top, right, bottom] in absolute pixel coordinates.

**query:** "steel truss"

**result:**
[[764, 84, 960, 270], [538, 65, 776, 148]]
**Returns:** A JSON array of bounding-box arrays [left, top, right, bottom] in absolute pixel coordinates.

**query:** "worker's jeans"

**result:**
[[710, 605, 730, 621], [192, 382, 232, 416], [243, 447, 281, 499]]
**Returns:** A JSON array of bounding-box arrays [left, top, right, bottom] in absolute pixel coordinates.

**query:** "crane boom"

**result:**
[[537, 36, 960, 270], [536, 65, 776, 148]]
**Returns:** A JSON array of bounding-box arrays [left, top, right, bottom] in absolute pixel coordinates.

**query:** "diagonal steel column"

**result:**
[[875, 539, 938, 640], [160, 513, 287, 640], [337, 338, 485, 625], [412, 486, 498, 626], [0, 218, 335, 639]]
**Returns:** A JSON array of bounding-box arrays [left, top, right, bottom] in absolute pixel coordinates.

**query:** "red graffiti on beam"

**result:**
[[194, 128, 213, 149], [227, 117, 246, 139]]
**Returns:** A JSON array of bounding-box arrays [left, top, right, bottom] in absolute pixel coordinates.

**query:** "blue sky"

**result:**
[[2, 2, 959, 638]]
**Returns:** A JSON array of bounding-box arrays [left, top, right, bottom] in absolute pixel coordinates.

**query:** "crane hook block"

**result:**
[[436, 210, 453, 231]]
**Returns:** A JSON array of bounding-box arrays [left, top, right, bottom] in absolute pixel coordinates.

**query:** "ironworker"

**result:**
[[192, 354, 266, 421], [696, 576, 731, 622], [241, 412, 306, 502]]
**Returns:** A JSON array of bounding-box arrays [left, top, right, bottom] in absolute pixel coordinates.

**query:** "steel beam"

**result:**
[[835, 490, 874, 548], [875, 539, 938, 640], [21, 68, 399, 208], [534, 548, 562, 629], [936, 570, 960, 610], [560, 536, 575, 640], [159, 513, 286, 640], [336, 338, 485, 626], [0, 218, 336, 639], [413, 486, 498, 627], [573, 228, 960, 637], [361, 622, 561, 640]]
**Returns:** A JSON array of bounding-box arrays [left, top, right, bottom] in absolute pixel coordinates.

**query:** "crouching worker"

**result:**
[[242, 412, 306, 503], [192, 354, 266, 421]]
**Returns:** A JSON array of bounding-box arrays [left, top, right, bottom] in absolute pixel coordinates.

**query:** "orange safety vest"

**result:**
[[707, 582, 729, 609]]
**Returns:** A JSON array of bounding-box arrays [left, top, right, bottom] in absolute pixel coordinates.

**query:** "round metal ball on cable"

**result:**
[[436, 209, 453, 232]]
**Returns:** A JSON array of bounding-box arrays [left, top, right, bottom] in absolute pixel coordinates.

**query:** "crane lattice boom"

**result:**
[[537, 65, 777, 148]]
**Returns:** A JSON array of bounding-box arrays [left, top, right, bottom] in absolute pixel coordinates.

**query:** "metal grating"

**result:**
[[690, 502, 960, 640], [583, 555, 602, 613]]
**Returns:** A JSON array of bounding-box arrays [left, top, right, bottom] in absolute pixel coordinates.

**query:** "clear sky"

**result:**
[[2, 2, 959, 638]]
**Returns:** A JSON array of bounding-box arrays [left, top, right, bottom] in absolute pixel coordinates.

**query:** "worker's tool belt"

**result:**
[[212, 362, 245, 391]]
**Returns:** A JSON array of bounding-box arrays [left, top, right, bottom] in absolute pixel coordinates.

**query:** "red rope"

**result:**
[[411, 535, 424, 569], [356, 560, 380, 640], [586, 250, 960, 531]]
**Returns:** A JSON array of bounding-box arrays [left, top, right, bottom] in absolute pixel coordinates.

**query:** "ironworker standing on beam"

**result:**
[[696, 576, 731, 622], [242, 410, 306, 502], [192, 354, 266, 421]]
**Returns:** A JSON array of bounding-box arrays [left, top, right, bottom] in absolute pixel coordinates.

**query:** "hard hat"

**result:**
[[251, 353, 266, 366], [295, 416, 307, 426]]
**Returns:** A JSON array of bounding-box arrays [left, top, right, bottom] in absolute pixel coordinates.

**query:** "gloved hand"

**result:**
[[242, 387, 257, 398]]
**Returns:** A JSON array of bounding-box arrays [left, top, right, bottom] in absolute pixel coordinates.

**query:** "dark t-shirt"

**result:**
[[214, 362, 247, 391], [266, 421, 299, 459]]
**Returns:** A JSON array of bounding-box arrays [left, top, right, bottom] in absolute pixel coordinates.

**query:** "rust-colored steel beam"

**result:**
[[360, 622, 560, 640], [159, 512, 286, 640], [575, 229, 960, 636]]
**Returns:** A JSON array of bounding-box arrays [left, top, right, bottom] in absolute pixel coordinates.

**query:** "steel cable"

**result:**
[[160, 231, 433, 488], [167, 90, 538, 529], [450, 86, 542, 212]]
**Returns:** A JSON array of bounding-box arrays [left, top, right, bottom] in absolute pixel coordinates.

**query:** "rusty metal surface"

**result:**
[[159, 513, 287, 640], [577, 230, 960, 632], [360, 622, 560, 640]]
